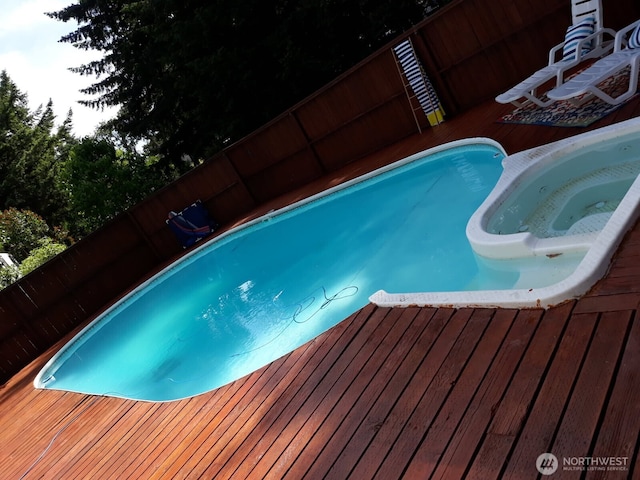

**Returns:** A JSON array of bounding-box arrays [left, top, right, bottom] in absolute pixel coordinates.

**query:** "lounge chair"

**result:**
[[167, 200, 218, 248], [547, 19, 640, 105], [496, 0, 615, 107]]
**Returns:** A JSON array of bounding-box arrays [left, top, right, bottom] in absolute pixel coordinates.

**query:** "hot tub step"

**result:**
[[565, 212, 614, 235], [521, 160, 640, 238]]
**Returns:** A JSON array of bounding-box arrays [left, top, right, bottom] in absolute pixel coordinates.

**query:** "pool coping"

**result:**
[[371, 116, 640, 309]]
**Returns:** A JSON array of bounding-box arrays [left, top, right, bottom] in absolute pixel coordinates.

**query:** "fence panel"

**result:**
[[312, 95, 417, 172], [415, 0, 567, 110], [242, 150, 325, 203], [295, 51, 410, 142], [225, 115, 314, 177]]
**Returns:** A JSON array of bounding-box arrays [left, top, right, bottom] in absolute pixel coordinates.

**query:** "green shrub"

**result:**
[[19, 238, 67, 276]]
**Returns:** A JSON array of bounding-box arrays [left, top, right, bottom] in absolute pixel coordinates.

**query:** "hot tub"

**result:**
[[469, 125, 640, 259], [372, 116, 640, 309]]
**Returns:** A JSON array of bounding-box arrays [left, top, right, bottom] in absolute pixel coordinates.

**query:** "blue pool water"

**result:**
[[37, 142, 508, 401]]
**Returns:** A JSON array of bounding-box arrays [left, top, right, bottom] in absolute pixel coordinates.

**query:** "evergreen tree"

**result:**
[[0, 71, 76, 227], [48, 1, 429, 167], [0, 70, 174, 240], [0, 71, 33, 207]]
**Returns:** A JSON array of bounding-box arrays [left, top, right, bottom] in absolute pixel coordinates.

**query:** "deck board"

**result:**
[[585, 315, 640, 479], [3, 97, 640, 479], [320, 307, 447, 480], [428, 309, 537, 480], [277, 308, 417, 480], [399, 308, 514, 479], [371, 308, 492, 480], [502, 311, 599, 479], [550, 312, 632, 472]]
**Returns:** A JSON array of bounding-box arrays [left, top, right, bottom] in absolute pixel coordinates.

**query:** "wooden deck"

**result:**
[[3, 98, 640, 479]]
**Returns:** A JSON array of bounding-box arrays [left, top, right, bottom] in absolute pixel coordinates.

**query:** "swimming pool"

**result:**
[[36, 139, 511, 401]]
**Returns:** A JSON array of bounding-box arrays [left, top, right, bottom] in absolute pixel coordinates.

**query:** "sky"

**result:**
[[0, 0, 116, 137]]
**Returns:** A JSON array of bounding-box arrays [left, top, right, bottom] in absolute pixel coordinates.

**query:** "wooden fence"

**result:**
[[2, 0, 638, 383]]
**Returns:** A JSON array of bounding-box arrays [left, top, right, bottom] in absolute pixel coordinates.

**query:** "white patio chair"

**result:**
[[547, 18, 640, 105], [495, 0, 615, 108]]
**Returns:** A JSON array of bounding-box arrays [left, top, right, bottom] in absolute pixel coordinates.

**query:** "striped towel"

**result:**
[[393, 39, 444, 126]]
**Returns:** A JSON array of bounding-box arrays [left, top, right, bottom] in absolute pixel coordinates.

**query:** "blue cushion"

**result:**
[[562, 17, 595, 60], [628, 23, 640, 49]]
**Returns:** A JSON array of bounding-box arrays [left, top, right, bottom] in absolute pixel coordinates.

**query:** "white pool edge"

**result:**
[[371, 117, 640, 309]]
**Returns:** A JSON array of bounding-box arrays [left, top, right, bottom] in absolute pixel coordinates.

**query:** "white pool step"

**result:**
[[521, 160, 640, 238], [565, 212, 613, 235]]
